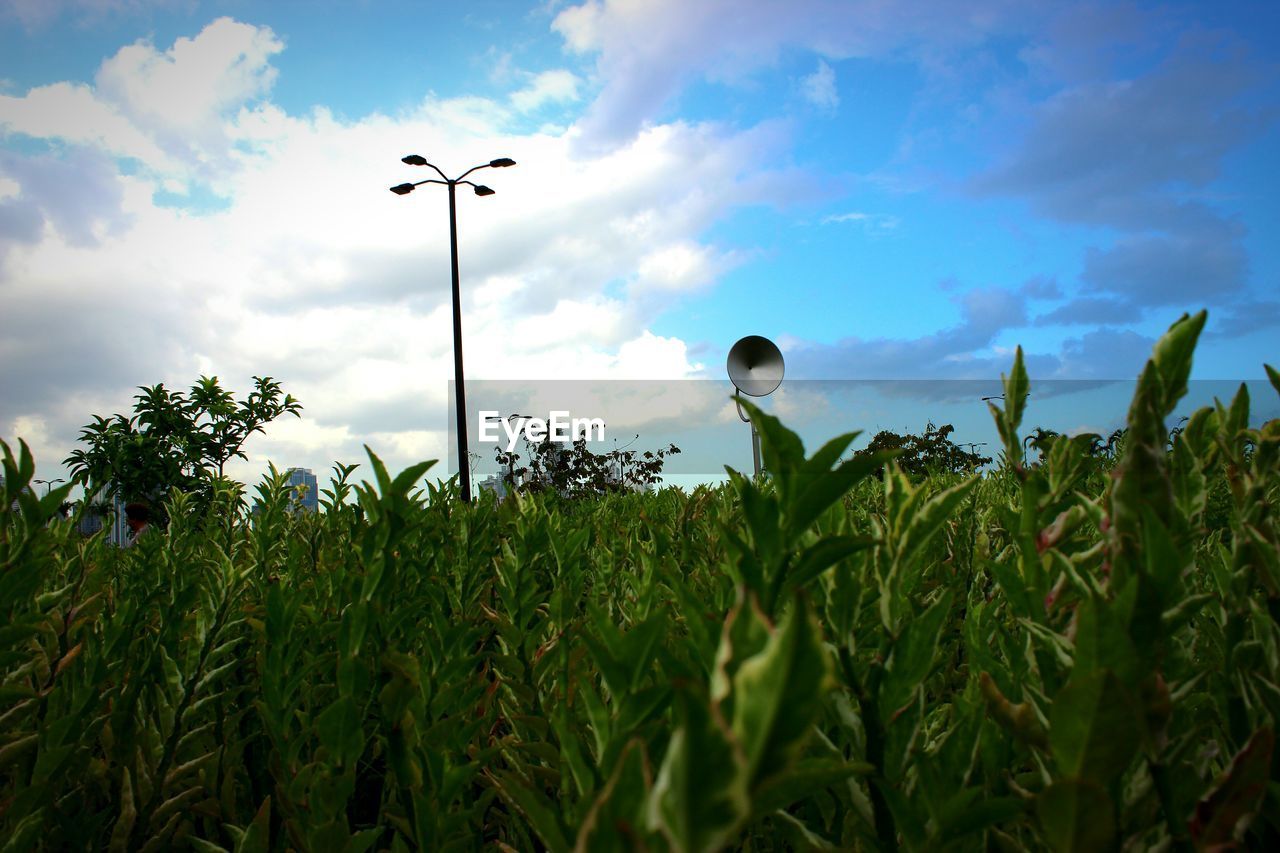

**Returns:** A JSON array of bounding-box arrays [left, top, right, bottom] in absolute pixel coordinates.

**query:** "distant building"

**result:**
[[0, 474, 32, 514], [287, 467, 319, 512], [74, 484, 129, 545], [478, 474, 507, 500]]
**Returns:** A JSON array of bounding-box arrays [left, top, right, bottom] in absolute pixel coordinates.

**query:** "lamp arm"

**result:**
[[733, 389, 751, 424], [420, 160, 449, 182], [456, 162, 492, 182]]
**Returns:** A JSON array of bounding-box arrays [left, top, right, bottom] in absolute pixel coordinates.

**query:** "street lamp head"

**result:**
[[390, 183, 415, 195], [474, 185, 495, 196], [401, 154, 428, 166], [489, 158, 516, 168]]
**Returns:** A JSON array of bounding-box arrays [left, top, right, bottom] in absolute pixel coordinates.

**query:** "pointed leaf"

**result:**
[[1036, 780, 1114, 853], [1049, 669, 1141, 783], [731, 595, 832, 785]]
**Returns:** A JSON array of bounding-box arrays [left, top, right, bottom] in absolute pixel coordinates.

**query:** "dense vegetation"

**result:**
[[2, 311, 1278, 851], [64, 375, 302, 523]]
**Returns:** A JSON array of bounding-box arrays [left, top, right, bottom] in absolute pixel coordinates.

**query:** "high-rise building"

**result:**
[[0, 474, 32, 514], [286, 467, 319, 512], [69, 484, 129, 545], [478, 474, 507, 500]]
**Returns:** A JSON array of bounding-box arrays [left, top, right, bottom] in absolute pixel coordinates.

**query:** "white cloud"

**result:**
[[96, 17, 282, 131], [0, 18, 792, 488], [0, 17, 282, 181], [820, 211, 900, 231], [634, 242, 734, 295], [510, 70, 582, 112], [552, 0, 1040, 147], [0, 82, 173, 168], [800, 60, 839, 111]]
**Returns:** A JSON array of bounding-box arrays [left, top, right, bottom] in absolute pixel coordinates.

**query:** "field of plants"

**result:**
[[2, 311, 1279, 851]]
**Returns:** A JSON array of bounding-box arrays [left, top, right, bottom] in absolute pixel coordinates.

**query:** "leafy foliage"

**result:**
[[852, 421, 993, 477], [63, 376, 301, 520], [3, 312, 1279, 851], [495, 435, 681, 499]]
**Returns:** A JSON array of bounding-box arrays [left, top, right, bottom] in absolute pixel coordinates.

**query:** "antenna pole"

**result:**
[[751, 423, 762, 479]]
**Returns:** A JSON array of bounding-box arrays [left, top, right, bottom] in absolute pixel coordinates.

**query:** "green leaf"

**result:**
[[752, 757, 872, 814], [730, 595, 832, 785], [710, 587, 772, 709], [769, 810, 840, 851], [1049, 669, 1141, 784], [787, 442, 885, 538], [784, 535, 874, 596], [574, 738, 651, 853], [108, 768, 136, 853], [734, 397, 805, 485], [880, 591, 953, 719], [1070, 595, 1140, 687], [2, 809, 47, 853], [340, 601, 369, 659], [1036, 779, 1114, 853], [390, 459, 437, 498], [979, 672, 1048, 750], [1150, 311, 1207, 411], [646, 685, 749, 853], [233, 796, 271, 853], [939, 795, 1027, 840], [990, 347, 1030, 467], [316, 696, 365, 767], [898, 478, 977, 571], [488, 768, 572, 853], [1189, 726, 1274, 848]]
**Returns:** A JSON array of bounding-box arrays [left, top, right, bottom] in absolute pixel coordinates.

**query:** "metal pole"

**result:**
[[447, 181, 471, 502], [751, 425, 762, 479]]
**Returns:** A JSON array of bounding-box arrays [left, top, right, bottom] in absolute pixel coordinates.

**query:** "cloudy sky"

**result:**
[[2, 0, 1277, 491]]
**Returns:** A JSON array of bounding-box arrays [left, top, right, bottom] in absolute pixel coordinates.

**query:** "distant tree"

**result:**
[[851, 421, 992, 478], [495, 435, 680, 499], [1024, 427, 1062, 463], [64, 376, 301, 523], [1094, 427, 1127, 460]]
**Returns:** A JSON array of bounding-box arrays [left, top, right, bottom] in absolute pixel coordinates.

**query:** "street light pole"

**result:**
[[391, 155, 515, 503], [446, 180, 471, 503], [614, 433, 639, 485], [33, 478, 64, 496]]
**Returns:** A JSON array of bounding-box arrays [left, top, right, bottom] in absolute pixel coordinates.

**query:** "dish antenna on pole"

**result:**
[[727, 335, 784, 478]]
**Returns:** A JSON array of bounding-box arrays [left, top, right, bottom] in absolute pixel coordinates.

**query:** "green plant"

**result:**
[[852, 421, 993, 478], [63, 376, 301, 520], [3, 311, 1278, 851], [496, 435, 681, 499]]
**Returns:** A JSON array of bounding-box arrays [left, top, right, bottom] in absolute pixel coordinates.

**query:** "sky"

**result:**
[[1, 0, 1277, 493]]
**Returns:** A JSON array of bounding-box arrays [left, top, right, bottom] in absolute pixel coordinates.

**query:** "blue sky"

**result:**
[[1, 0, 1277, 488]]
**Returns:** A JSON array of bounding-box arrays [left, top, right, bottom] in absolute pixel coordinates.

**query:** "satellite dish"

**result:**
[[727, 335, 784, 397]]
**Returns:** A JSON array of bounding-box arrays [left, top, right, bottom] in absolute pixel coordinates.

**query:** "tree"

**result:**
[[851, 421, 992, 478], [64, 376, 302, 522], [494, 435, 680, 499]]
